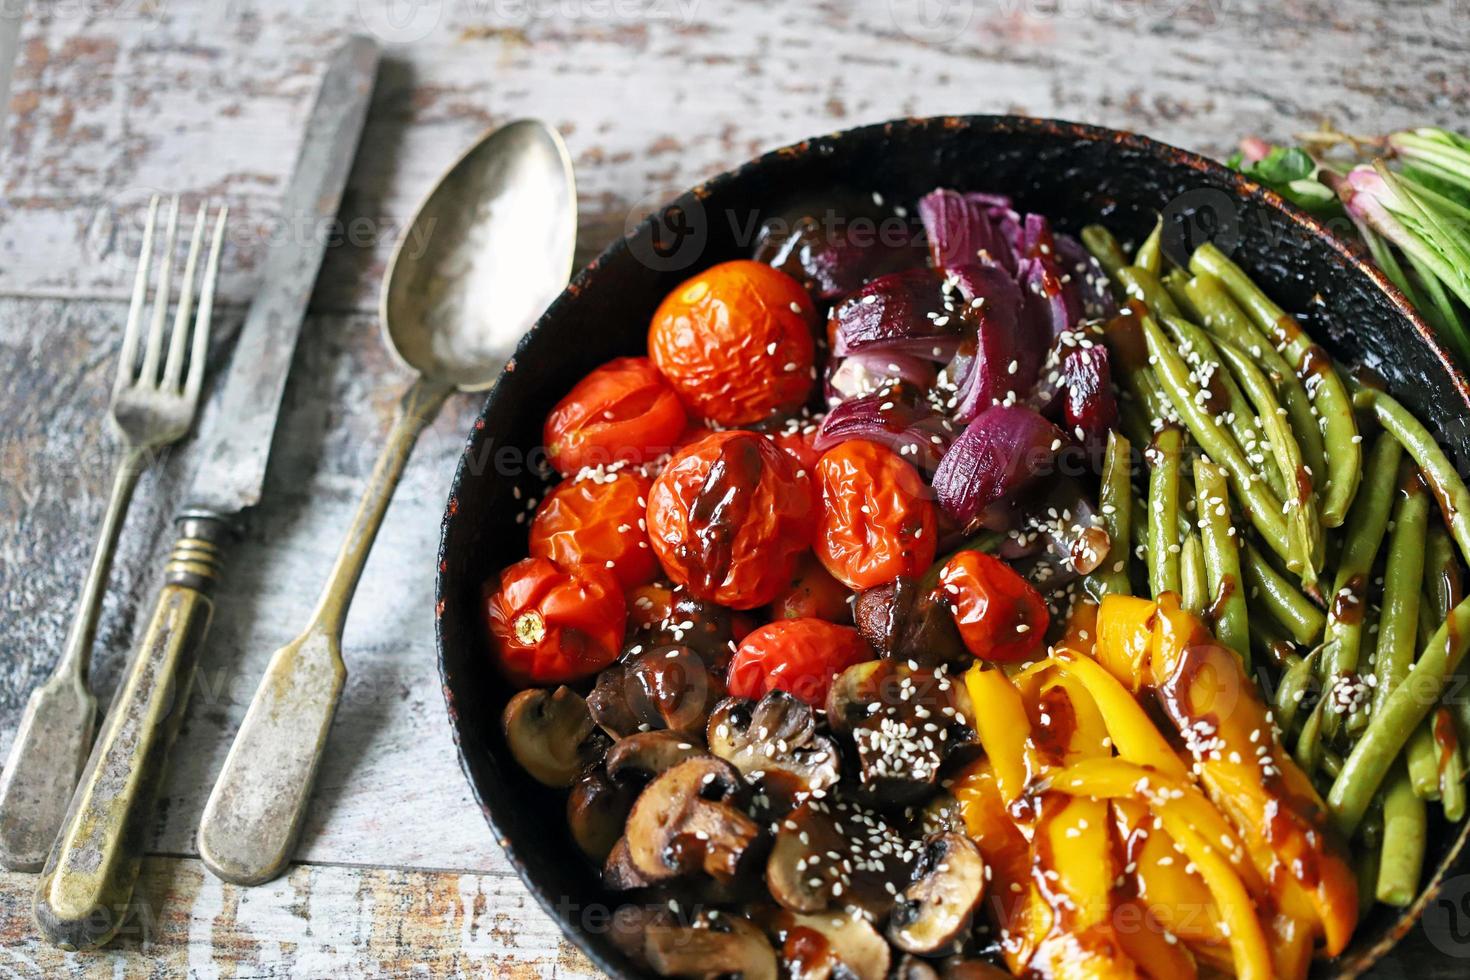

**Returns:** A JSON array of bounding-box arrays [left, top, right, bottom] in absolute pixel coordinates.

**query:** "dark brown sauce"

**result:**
[[1331, 573, 1366, 625], [1274, 312, 1306, 348], [1434, 708, 1459, 777], [1205, 575, 1236, 627], [1298, 342, 1332, 381], [1101, 301, 1151, 371], [1295, 465, 1314, 504], [681, 435, 764, 592]]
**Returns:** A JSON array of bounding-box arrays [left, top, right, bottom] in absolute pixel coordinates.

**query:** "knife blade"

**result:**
[[188, 33, 380, 517], [32, 36, 380, 951]]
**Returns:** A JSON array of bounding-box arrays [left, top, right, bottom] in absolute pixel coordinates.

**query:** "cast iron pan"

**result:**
[[436, 115, 1470, 977]]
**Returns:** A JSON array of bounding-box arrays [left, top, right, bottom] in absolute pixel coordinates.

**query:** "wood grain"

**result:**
[[2, 0, 1469, 973]]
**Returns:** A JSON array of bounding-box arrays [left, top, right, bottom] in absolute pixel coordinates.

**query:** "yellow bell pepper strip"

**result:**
[[1093, 595, 1157, 692], [1039, 759, 1273, 980], [1048, 649, 1186, 780], [964, 665, 1038, 807], [1111, 799, 1227, 952], [1149, 595, 1359, 956], [951, 760, 1040, 973], [1111, 897, 1199, 980]]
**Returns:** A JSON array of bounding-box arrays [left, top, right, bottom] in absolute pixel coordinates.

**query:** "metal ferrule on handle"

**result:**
[[32, 514, 232, 950]]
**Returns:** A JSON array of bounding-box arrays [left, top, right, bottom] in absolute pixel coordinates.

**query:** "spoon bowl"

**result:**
[[382, 119, 576, 390]]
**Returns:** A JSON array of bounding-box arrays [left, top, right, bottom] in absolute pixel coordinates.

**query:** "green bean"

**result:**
[[1295, 693, 1328, 776], [1117, 265, 1182, 320], [1194, 459, 1250, 666], [1161, 314, 1291, 506], [1212, 336, 1323, 580], [1147, 425, 1184, 598], [1426, 525, 1464, 617], [1189, 243, 1361, 527], [1162, 269, 1198, 319], [1243, 541, 1327, 646], [1101, 311, 1178, 426], [1407, 719, 1442, 799], [1081, 224, 1128, 283], [1274, 646, 1319, 733], [1086, 431, 1133, 598], [1181, 532, 1207, 616], [1135, 217, 1163, 275], [1142, 316, 1296, 570], [1373, 469, 1430, 715], [1357, 808, 1384, 917], [1376, 761, 1428, 906], [1185, 272, 1329, 490], [1327, 592, 1470, 836], [1321, 433, 1403, 690], [1437, 707, 1468, 821], [1362, 385, 1470, 569]]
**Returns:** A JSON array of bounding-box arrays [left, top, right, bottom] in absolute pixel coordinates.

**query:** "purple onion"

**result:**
[[931, 405, 1064, 527], [1061, 345, 1119, 467], [826, 351, 937, 403], [829, 268, 960, 361], [917, 189, 1019, 275], [1018, 254, 1082, 344], [813, 384, 955, 471], [940, 266, 1040, 424], [1054, 232, 1118, 320], [756, 213, 926, 301]]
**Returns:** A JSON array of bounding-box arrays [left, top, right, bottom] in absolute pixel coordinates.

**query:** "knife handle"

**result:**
[[32, 513, 232, 950]]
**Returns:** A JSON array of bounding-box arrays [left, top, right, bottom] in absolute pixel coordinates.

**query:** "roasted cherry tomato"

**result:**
[[484, 556, 626, 686], [938, 550, 1049, 664], [726, 618, 875, 707], [771, 551, 853, 623], [813, 440, 937, 591], [769, 424, 823, 472], [646, 429, 816, 610], [528, 471, 656, 590], [543, 356, 686, 475], [649, 260, 816, 426]]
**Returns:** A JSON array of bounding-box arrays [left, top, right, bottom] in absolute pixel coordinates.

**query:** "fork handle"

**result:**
[[33, 512, 232, 950]]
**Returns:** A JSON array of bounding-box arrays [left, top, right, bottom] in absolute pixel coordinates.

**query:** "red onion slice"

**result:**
[[931, 404, 1065, 528]]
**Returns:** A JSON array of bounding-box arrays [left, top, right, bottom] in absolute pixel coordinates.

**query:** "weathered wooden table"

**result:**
[[2, 0, 1468, 974]]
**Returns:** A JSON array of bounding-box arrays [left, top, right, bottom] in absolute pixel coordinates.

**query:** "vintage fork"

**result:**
[[0, 195, 227, 871]]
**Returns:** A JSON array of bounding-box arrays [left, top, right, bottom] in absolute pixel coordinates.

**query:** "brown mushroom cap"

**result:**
[[567, 768, 637, 862], [588, 646, 727, 737], [502, 686, 606, 787], [644, 592, 740, 671], [767, 908, 891, 980], [707, 692, 840, 814], [640, 909, 777, 980], [604, 836, 657, 891], [887, 833, 987, 955], [825, 660, 976, 807], [624, 756, 761, 883], [893, 954, 941, 980], [765, 799, 920, 920], [852, 577, 971, 670], [606, 730, 709, 785]]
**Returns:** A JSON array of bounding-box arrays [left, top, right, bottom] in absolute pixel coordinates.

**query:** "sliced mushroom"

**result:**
[[502, 686, 606, 787], [767, 908, 891, 980], [707, 692, 840, 813], [645, 592, 740, 671], [606, 730, 709, 785], [825, 660, 977, 807], [852, 577, 971, 670], [567, 768, 637, 862], [604, 836, 656, 891], [939, 959, 1013, 980], [887, 833, 987, 955], [641, 909, 777, 980], [625, 757, 760, 883], [913, 792, 964, 838], [766, 799, 919, 919], [893, 955, 941, 980], [588, 646, 727, 737]]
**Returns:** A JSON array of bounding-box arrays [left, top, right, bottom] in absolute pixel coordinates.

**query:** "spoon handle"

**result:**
[[197, 375, 454, 886]]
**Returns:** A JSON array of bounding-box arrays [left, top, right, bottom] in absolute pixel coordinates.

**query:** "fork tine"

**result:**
[[139, 196, 180, 387], [114, 196, 160, 395], [185, 206, 228, 406], [163, 202, 208, 392]]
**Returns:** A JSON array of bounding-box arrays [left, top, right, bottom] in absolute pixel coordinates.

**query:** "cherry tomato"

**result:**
[[543, 357, 686, 476], [727, 618, 875, 707], [649, 260, 816, 426], [769, 424, 823, 473], [937, 550, 1049, 664], [813, 440, 937, 591], [484, 556, 626, 686], [771, 551, 853, 623], [528, 471, 656, 590], [646, 430, 816, 610]]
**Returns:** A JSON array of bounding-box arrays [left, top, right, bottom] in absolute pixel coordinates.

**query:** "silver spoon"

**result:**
[[196, 119, 576, 886]]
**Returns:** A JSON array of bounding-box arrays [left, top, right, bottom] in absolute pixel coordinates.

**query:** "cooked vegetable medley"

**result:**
[[485, 185, 1470, 979]]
